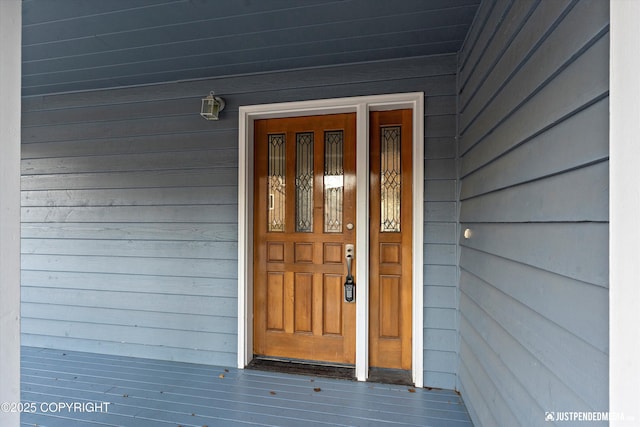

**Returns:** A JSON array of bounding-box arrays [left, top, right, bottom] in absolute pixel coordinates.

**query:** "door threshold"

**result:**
[[247, 357, 355, 380], [367, 367, 413, 386]]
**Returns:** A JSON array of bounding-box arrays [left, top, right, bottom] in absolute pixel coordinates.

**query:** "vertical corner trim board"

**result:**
[[0, 2, 23, 426]]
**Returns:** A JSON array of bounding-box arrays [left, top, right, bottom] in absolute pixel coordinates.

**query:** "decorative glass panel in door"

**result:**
[[295, 132, 314, 232], [380, 126, 401, 232], [267, 134, 286, 232], [324, 130, 344, 233]]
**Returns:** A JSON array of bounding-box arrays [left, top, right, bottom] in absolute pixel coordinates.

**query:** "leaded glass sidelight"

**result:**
[[295, 132, 314, 232], [268, 134, 286, 232], [380, 126, 401, 232], [324, 131, 344, 233]]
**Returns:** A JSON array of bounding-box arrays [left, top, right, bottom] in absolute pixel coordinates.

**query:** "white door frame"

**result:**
[[237, 92, 424, 386]]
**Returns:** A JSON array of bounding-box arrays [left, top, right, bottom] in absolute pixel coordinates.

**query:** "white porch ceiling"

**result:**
[[21, 0, 480, 96]]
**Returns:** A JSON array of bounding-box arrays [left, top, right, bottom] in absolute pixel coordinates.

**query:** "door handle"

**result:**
[[344, 244, 355, 302]]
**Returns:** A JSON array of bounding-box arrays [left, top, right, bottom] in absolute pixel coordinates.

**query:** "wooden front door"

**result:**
[[253, 113, 357, 365], [369, 109, 413, 370]]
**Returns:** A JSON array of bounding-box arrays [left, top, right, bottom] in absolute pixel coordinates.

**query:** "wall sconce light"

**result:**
[[200, 91, 225, 120]]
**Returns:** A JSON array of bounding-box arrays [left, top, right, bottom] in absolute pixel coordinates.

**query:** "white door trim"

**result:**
[[237, 93, 424, 387]]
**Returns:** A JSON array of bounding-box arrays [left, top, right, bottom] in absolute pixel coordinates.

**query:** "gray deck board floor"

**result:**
[[20, 346, 473, 427]]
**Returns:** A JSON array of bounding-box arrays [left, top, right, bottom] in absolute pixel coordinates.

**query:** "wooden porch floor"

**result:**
[[20, 346, 473, 427]]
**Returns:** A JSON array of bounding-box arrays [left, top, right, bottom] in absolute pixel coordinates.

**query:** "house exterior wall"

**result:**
[[456, 0, 609, 425], [21, 55, 459, 387]]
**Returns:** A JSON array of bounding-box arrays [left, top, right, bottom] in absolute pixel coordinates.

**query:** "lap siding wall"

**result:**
[[21, 55, 459, 388], [456, 0, 609, 425]]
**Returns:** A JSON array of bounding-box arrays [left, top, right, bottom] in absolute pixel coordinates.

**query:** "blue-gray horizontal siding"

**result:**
[[456, 0, 609, 425], [21, 55, 459, 385], [423, 71, 459, 388]]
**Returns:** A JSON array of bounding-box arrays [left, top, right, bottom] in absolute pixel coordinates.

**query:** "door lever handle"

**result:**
[[345, 244, 354, 275], [344, 244, 355, 302]]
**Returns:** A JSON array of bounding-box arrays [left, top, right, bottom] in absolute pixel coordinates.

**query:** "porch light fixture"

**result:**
[[200, 91, 226, 120]]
